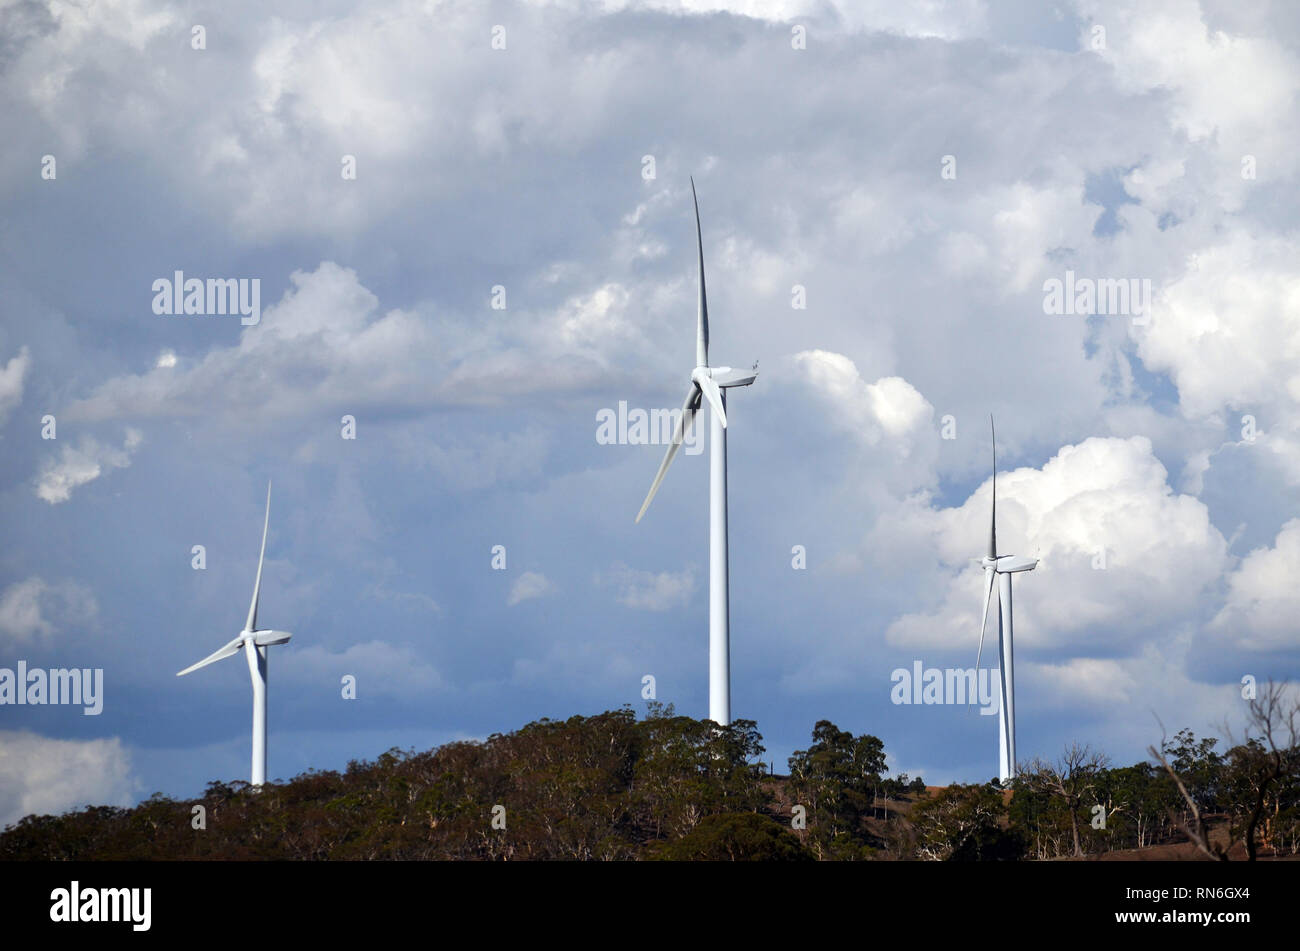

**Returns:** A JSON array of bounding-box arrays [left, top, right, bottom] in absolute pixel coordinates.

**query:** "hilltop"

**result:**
[[2, 705, 1296, 861]]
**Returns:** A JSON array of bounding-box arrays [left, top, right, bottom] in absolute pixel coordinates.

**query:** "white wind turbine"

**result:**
[[636, 178, 757, 727], [177, 481, 293, 787], [975, 418, 1037, 783]]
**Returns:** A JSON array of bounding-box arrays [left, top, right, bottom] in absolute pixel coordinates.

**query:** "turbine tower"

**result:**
[[975, 418, 1037, 783], [636, 178, 757, 726], [177, 481, 293, 787]]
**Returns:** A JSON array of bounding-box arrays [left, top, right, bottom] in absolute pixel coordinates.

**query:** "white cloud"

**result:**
[[64, 263, 425, 422], [1138, 231, 1300, 421], [63, 262, 639, 426], [544, 0, 989, 40], [1028, 655, 1144, 712], [1080, 0, 1300, 145], [599, 562, 696, 611], [0, 577, 98, 645], [1209, 518, 1300, 651], [0, 732, 138, 829], [793, 350, 933, 445], [557, 283, 632, 348], [0, 346, 29, 425], [508, 571, 554, 606], [1132, 228, 1300, 486], [790, 351, 941, 498], [987, 181, 1101, 293], [883, 435, 1227, 653], [1022, 641, 1249, 756], [35, 428, 142, 503]]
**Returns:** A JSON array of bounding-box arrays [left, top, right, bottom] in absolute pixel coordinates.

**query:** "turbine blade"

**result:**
[[177, 636, 244, 676], [989, 416, 997, 560], [636, 383, 702, 522], [252, 630, 292, 647], [975, 567, 996, 673], [691, 176, 709, 368], [695, 372, 727, 428], [245, 481, 271, 633]]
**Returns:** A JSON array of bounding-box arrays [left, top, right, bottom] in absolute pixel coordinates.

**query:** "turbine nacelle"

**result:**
[[709, 366, 758, 388], [982, 554, 1039, 574], [250, 629, 293, 647]]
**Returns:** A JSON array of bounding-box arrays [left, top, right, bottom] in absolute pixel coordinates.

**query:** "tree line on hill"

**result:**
[[3, 686, 1297, 861]]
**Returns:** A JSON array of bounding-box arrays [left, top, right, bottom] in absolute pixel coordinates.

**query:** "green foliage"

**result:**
[[1014, 746, 1178, 859], [1006, 731, 1273, 859], [912, 783, 1021, 861], [630, 708, 767, 841], [0, 708, 772, 861], [786, 720, 888, 859], [1162, 729, 1224, 812], [650, 812, 814, 861], [12, 710, 1287, 861], [1221, 738, 1300, 858]]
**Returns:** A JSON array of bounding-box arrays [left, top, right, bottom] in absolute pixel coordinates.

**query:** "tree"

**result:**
[[1222, 682, 1300, 860], [650, 813, 814, 861], [787, 720, 888, 859], [1151, 683, 1300, 862], [1162, 729, 1224, 814], [1021, 743, 1110, 857], [629, 709, 767, 841], [1092, 762, 1176, 852], [911, 783, 1021, 861]]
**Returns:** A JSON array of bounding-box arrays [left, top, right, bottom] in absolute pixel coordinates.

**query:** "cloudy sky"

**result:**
[[2, 0, 1299, 825]]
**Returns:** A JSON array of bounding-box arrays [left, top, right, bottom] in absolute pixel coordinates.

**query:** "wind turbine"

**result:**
[[975, 418, 1037, 783], [177, 481, 293, 787], [636, 178, 757, 727]]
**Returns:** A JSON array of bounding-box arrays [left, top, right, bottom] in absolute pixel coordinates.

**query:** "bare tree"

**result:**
[[1151, 680, 1300, 861], [1224, 681, 1299, 860], [1149, 728, 1227, 861], [1022, 743, 1110, 857]]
